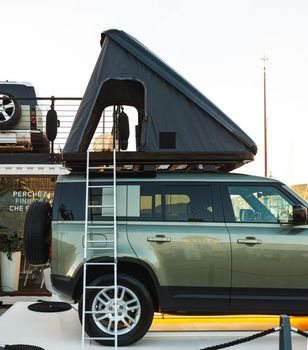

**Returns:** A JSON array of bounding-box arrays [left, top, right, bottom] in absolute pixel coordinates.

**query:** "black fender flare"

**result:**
[[72, 257, 160, 308]]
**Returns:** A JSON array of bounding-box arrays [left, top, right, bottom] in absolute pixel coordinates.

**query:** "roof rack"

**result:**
[[62, 151, 254, 173]]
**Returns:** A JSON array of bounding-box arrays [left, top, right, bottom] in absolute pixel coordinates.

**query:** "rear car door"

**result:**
[[222, 183, 308, 314], [126, 181, 231, 313]]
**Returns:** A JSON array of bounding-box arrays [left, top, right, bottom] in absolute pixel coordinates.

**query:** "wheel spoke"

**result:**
[[101, 290, 111, 302], [4, 101, 14, 109], [95, 313, 108, 321], [127, 305, 139, 311], [97, 295, 108, 306], [2, 111, 10, 121], [126, 315, 137, 328], [122, 318, 133, 329], [107, 319, 113, 333], [126, 297, 138, 307], [119, 287, 125, 301], [126, 314, 137, 325]]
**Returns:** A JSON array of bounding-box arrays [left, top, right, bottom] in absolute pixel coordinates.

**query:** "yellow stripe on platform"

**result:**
[[150, 314, 308, 332]]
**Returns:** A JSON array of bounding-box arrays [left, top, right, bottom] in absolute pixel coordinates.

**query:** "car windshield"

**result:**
[[283, 185, 308, 207]]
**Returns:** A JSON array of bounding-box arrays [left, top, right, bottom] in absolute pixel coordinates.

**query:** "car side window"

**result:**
[[138, 184, 163, 221], [57, 182, 85, 221], [88, 185, 126, 220], [227, 185, 295, 223], [164, 186, 213, 222], [137, 183, 213, 222]]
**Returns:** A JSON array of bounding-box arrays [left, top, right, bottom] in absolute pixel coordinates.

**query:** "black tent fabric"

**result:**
[[63, 29, 257, 158]]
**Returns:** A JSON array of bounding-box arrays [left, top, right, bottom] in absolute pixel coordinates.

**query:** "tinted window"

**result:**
[[0, 84, 37, 104], [56, 182, 85, 221], [140, 184, 163, 220], [137, 183, 213, 222], [88, 186, 115, 221], [55, 182, 126, 221], [227, 185, 295, 223]]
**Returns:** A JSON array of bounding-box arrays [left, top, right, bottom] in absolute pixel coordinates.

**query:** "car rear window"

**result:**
[[0, 84, 37, 104]]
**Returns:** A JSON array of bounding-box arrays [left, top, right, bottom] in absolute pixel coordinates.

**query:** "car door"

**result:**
[[126, 181, 231, 313], [222, 182, 308, 315]]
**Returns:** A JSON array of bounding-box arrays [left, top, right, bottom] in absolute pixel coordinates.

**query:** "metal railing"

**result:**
[[0, 96, 116, 153]]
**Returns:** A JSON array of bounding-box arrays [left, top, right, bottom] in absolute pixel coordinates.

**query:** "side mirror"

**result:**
[[292, 205, 308, 225]]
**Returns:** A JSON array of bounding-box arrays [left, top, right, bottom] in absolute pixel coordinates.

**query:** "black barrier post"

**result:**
[[280, 315, 292, 350]]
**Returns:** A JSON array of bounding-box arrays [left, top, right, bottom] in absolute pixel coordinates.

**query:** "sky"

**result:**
[[1, 0, 308, 185]]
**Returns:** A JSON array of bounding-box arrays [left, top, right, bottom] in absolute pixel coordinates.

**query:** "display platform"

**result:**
[[0, 302, 307, 350]]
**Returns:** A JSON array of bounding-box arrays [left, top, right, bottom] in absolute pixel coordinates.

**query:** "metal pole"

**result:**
[[261, 55, 269, 177], [279, 315, 292, 350], [50, 96, 55, 155]]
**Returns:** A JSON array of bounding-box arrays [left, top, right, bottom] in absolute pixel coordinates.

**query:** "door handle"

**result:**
[[237, 237, 262, 245], [147, 235, 171, 243]]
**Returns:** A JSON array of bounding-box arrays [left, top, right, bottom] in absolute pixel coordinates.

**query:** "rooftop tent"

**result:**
[[63, 29, 257, 162]]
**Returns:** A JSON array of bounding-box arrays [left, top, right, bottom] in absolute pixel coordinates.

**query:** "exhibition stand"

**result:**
[[0, 302, 307, 350]]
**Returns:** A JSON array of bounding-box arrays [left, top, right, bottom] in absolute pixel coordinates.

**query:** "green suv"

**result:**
[[24, 171, 308, 346]]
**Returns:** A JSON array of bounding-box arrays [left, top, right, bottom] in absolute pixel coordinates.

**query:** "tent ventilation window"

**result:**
[[159, 132, 176, 149]]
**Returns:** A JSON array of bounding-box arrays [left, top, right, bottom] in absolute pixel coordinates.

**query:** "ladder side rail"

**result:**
[[81, 149, 90, 349], [113, 148, 118, 349], [81, 134, 118, 348]]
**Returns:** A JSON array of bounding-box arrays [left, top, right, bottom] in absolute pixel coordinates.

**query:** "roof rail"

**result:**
[[62, 151, 254, 173]]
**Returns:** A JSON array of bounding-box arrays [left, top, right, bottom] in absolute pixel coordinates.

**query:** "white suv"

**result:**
[[0, 81, 49, 152]]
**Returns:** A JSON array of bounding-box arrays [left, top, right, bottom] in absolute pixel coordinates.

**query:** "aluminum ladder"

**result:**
[[81, 148, 118, 349]]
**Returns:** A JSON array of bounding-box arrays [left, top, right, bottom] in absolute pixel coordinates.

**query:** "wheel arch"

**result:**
[[73, 257, 160, 312]]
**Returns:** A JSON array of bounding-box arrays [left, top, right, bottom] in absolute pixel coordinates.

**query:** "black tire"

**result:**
[[24, 201, 51, 264], [4, 345, 45, 350], [0, 93, 21, 128], [78, 274, 154, 346]]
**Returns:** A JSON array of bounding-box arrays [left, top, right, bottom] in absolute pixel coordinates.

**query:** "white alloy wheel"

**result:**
[[0, 94, 16, 123], [91, 285, 141, 335]]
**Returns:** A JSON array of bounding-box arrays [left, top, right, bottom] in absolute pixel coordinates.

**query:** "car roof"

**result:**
[[58, 172, 281, 184], [0, 82, 37, 103], [0, 81, 34, 87]]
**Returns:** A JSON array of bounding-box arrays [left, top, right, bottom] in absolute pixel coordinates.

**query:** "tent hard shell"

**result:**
[[63, 29, 257, 170]]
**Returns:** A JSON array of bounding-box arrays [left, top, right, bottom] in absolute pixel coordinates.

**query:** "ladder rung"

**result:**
[[87, 225, 114, 229], [84, 337, 115, 340], [85, 286, 113, 289], [88, 166, 108, 170], [85, 262, 116, 266], [84, 311, 119, 316], [87, 240, 115, 243], [88, 204, 114, 208], [88, 185, 114, 189], [87, 247, 114, 250]]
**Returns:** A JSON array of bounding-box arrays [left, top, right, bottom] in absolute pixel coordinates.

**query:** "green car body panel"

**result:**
[[50, 172, 308, 315]]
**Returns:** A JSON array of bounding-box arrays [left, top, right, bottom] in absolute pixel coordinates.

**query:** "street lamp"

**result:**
[[261, 55, 269, 177]]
